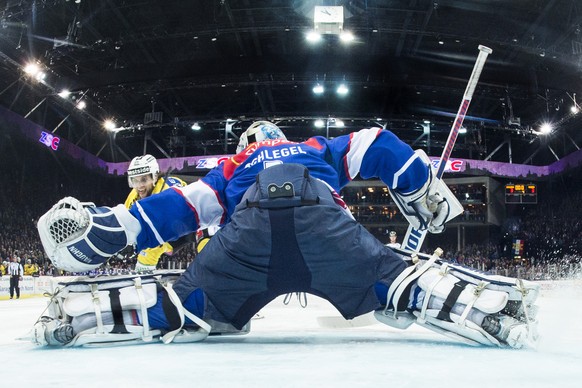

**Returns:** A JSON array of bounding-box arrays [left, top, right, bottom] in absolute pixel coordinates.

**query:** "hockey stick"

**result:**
[[401, 45, 492, 252], [318, 46, 492, 329]]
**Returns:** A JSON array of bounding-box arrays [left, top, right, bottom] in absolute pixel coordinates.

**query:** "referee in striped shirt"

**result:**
[[8, 256, 23, 299]]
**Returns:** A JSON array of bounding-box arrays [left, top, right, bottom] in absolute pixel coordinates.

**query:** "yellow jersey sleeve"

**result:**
[[136, 242, 174, 266]]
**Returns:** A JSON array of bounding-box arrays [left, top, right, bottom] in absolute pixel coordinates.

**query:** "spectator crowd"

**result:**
[[1, 135, 581, 281]]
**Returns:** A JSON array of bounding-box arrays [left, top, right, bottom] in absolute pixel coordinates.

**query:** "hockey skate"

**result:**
[[21, 271, 211, 347], [375, 248, 540, 349], [27, 316, 76, 346]]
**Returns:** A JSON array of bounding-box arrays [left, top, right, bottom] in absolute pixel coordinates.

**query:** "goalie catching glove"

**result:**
[[375, 248, 540, 349], [389, 150, 463, 233], [37, 197, 141, 272]]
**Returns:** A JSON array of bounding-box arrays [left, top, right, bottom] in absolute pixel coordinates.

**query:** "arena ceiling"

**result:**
[[1, 0, 582, 166]]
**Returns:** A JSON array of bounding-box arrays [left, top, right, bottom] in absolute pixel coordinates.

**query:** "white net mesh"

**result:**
[[47, 200, 89, 245]]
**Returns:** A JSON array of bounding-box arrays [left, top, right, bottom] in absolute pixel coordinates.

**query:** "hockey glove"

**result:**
[[37, 197, 141, 272], [135, 260, 157, 273], [390, 150, 463, 233]]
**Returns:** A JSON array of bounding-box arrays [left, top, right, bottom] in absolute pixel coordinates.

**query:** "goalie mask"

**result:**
[[127, 155, 160, 189], [236, 121, 287, 153]]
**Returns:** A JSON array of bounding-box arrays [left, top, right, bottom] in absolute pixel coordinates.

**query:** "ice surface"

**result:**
[[1, 286, 581, 387]]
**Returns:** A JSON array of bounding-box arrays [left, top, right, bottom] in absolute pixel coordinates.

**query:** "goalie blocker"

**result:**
[[389, 150, 464, 234], [375, 247, 540, 349]]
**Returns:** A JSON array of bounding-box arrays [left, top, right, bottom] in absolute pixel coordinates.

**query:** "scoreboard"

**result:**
[[505, 183, 537, 204]]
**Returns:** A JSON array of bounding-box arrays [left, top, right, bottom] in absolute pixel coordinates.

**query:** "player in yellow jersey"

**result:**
[[124, 155, 186, 272], [24, 259, 39, 276]]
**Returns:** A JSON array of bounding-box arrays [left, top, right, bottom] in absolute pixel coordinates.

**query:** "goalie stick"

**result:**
[[401, 45, 492, 252], [319, 48, 492, 328]]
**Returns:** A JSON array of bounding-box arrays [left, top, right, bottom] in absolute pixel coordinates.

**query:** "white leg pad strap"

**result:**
[[375, 250, 441, 330], [90, 284, 105, 334], [133, 277, 152, 341], [160, 282, 211, 344]]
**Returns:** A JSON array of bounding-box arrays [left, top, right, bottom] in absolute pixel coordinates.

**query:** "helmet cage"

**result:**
[[236, 121, 286, 153]]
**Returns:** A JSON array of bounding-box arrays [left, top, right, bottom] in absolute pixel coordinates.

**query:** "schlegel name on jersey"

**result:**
[[243, 141, 307, 169]]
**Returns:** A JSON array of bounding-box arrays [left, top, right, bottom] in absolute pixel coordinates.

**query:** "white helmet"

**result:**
[[127, 154, 160, 187], [236, 121, 287, 153]]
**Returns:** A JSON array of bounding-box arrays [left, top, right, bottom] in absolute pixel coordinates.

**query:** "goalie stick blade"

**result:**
[[60, 269, 184, 287], [316, 312, 377, 329]]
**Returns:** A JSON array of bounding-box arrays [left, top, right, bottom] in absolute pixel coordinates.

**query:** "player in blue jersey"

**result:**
[[33, 121, 540, 349]]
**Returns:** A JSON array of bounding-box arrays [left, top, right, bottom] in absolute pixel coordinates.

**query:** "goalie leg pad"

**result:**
[[24, 272, 211, 347], [375, 249, 540, 349]]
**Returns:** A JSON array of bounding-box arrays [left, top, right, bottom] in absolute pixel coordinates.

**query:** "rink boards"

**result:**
[[0, 276, 57, 300], [1, 275, 581, 300]]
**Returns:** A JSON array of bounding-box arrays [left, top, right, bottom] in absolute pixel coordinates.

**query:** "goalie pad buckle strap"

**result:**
[[90, 284, 105, 334], [161, 287, 183, 333], [436, 279, 468, 322], [109, 288, 129, 334], [134, 277, 152, 341]]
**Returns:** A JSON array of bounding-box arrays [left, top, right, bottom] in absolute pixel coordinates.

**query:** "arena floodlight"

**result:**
[[336, 84, 349, 96], [312, 84, 324, 94], [24, 62, 40, 76], [58, 89, 71, 98], [76, 100, 86, 110], [191, 122, 201, 130], [314, 119, 325, 128], [538, 122, 553, 134], [103, 120, 116, 131], [339, 31, 354, 43], [306, 30, 322, 43]]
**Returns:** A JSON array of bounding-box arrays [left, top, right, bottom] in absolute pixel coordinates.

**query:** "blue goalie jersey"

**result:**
[[129, 127, 429, 251]]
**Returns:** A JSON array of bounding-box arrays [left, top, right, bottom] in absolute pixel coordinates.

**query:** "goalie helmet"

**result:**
[[236, 121, 287, 153], [127, 155, 160, 188]]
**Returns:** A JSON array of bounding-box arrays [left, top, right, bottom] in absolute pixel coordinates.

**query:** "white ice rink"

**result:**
[[1, 283, 581, 388]]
